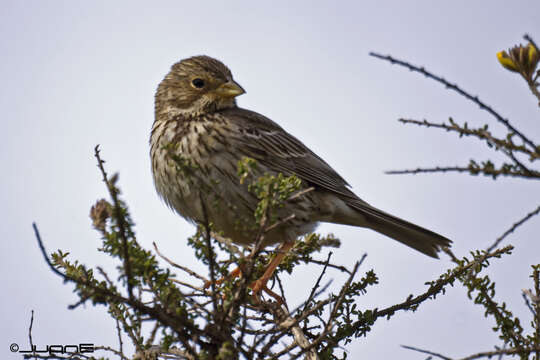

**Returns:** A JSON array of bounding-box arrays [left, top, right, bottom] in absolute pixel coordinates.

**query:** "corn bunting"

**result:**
[[150, 56, 452, 294]]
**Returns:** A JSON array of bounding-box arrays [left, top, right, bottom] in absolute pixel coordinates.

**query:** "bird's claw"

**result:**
[[203, 266, 243, 289], [250, 278, 284, 305]]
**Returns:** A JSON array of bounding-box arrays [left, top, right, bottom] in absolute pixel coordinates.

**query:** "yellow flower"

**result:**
[[497, 43, 540, 79], [528, 43, 538, 64], [497, 51, 519, 72]]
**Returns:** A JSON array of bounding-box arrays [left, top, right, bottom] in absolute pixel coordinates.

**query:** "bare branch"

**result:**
[[487, 204, 540, 252], [401, 344, 452, 360], [398, 118, 539, 160], [370, 52, 538, 152], [114, 316, 126, 360], [402, 344, 540, 360], [521, 290, 536, 316], [153, 241, 208, 283], [28, 310, 35, 359], [533, 266, 540, 358], [302, 252, 333, 315], [265, 214, 297, 233], [345, 247, 513, 338], [386, 164, 540, 180]]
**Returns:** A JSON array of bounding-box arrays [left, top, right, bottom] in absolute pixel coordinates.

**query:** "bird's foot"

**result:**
[[250, 277, 284, 305], [204, 268, 283, 304], [203, 266, 243, 289]]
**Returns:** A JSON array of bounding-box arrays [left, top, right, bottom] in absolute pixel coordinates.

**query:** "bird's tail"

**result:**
[[345, 200, 452, 258]]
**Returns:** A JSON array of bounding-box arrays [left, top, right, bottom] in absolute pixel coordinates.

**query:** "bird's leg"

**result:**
[[204, 266, 243, 289], [203, 241, 294, 304], [250, 241, 295, 302]]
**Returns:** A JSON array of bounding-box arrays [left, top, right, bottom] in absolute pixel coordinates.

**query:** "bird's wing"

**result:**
[[221, 107, 364, 201], [220, 108, 452, 258]]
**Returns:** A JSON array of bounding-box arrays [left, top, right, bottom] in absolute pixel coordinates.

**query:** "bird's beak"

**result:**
[[214, 80, 245, 98]]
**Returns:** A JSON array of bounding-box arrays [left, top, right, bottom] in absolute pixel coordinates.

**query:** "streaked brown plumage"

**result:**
[[150, 56, 452, 266]]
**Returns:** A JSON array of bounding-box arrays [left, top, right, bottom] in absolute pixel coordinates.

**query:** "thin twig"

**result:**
[[94, 145, 134, 300], [506, 151, 535, 176], [211, 231, 244, 256], [386, 165, 540, 180], [404, 343, 540, 360], [33, 223, 65, 279], [97, 267, 115, 288], [533, 266, 540, 359], [28, 310, 35, 359], [401, 344, 452, 360], [171, 278, 207, 292], [521, 291, 536, 316], [344, 247, 513, 341], [369, 52, 538, 152], [445, 247, 527, 349], [287, 260, 363, 360], [265, 214, 296, 233], [198, 193, 219, 316], [290, 280, 333, 317], [114, 316, 124, 359], [33, 223, 201, 357], [496, 344, 506, 360], [153, 241, 208, 282], [397, 118, 538, 159], [302, 252, 333, 315], [305, 258, 351, 275], [487, 204, 540, 252], [276, 275, 288, 311], [287, 187, 315, 202], [256, 296, 330, 353]]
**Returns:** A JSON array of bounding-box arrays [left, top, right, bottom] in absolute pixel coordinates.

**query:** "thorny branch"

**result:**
[[369, 52, 538, 152], [377, 36, 540, 360], [37, 151, 512, 359], [385, 164, 539, 180], [403, 344, 540, 360], [397, 118, 539, 161], [94, 145, 135, 300], [373, 36, 540, 184], [386, 118, 540, 179], [34, 146, 531, 359]]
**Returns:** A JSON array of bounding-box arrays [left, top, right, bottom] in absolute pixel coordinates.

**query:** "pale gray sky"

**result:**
[[2, 1, 539, 358]]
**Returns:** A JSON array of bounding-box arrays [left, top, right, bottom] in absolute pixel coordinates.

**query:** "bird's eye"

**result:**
[[191, 78, 205, 88]]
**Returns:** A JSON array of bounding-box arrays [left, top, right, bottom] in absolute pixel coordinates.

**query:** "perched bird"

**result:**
[[150, 56, 451, 295]]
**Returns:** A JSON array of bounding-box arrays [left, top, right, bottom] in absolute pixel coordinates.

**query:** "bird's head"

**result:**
[[155, 55, 245, 120]]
